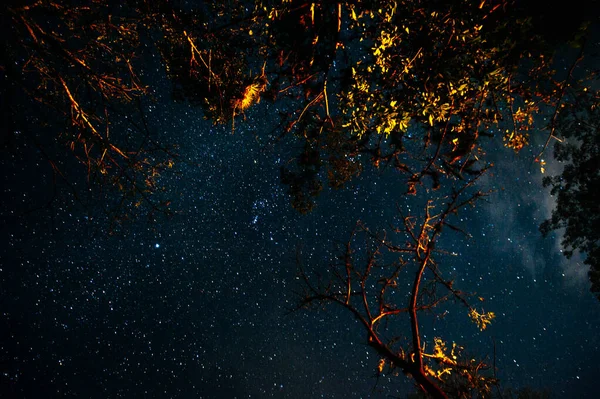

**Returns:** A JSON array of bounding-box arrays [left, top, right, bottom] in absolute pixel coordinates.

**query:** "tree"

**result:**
[[294, 170, 496, 398], [1, 0, 175, 231], [3, 0, 596, 219], [153, 0, 600, 302], [155, 0, 565, 205], [540, 85, 600, 300]]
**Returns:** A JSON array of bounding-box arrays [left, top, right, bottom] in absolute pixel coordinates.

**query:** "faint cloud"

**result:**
[[479, 143, 590, 290]]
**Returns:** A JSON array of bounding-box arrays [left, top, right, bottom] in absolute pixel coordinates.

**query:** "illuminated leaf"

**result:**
[[378, 358, 385, 373], [468, 308, 496, 330]]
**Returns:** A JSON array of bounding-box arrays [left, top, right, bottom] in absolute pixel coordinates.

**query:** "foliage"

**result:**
[[294, 170, 498, 399], [153, 0, 599, 300], [4, 0, 596, 220], [468, 308, 496, 331], [154, 0, 572, 210], [540, 86, 600, 300], [407, 386, 552, 399], [1, 0, 175, 230]]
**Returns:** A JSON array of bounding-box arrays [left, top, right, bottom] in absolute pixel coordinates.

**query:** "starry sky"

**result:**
[[2, 34, 600, 399]]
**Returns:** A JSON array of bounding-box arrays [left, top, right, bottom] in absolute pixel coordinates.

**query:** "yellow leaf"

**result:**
[[378, 359, 385, 373]]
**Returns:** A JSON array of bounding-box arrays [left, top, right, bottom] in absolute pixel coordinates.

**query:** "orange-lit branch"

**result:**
[[183, 30, 218, 84], [60, 77, 100, 138]]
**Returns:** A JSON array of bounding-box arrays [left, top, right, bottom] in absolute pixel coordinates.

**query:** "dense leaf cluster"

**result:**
[[541, 87, 600, 300]]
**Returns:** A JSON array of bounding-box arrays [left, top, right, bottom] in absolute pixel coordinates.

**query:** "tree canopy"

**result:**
[[540, 86, 600, 300]]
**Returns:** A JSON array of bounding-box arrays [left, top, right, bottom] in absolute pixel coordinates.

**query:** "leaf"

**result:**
[[378, 358, 385, 373]]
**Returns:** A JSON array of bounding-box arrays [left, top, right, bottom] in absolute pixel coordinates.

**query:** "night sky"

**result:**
[[2, 23, 600, 399]]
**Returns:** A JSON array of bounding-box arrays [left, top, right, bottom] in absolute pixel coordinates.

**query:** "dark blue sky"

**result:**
[[1, 84, 599, 399]]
